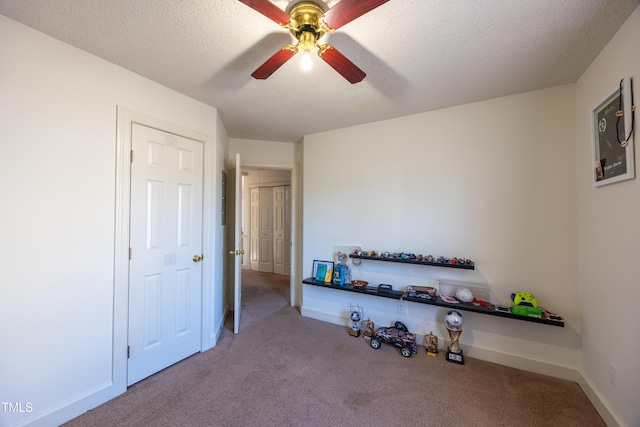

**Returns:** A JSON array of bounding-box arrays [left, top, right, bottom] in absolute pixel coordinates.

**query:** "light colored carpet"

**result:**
[[64, 270, 605, 426]]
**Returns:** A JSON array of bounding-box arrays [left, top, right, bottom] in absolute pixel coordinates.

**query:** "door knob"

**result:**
[[193, 254, 204, 262], [228, 250, 245, 255]]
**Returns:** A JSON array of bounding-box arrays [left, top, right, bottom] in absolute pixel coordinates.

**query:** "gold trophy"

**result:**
[[445, 310, 464, 364], [425, 331, 439, 357]]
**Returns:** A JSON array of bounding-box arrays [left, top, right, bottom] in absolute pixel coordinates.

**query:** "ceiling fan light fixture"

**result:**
[[297, 29, 317, 52], [300, 50, 313, 71]]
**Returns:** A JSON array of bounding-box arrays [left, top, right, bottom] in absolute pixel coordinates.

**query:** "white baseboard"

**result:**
[[577, 371, 624, 427], [301, 306, 342, 325], [9, 382, 119, 427], [463, 344, 579, 381], [301, 306, 621, 427], [213, 308, 227, 345]]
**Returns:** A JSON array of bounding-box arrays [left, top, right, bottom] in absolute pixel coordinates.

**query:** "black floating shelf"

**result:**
[[302, 278, 404, 300], [303, 278, 564, 327], [349, 254, 475, 270]]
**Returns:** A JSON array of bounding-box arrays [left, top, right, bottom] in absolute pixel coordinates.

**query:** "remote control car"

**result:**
[[369, 321, 417, 357]]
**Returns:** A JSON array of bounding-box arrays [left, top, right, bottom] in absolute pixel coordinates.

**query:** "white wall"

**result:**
[[575, 6, 640, 427], [244, 169, 291, 186], [229, 138, 296, 167], [0, 16, 227, 426], [302, 84, 580, 371], [209, 113, 230, 348], [295, 141, 305, 307]]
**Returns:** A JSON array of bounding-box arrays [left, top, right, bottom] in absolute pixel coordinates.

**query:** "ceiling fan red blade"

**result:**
[[239, 0, 291, 26], [318, 45, 366, 84], [322, 0, 390, 30], [251, 45, 297, 80]]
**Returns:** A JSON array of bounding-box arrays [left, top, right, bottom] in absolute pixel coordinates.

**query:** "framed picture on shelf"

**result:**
[[592, 77, 635, 187], [312, 260, 334, 283]]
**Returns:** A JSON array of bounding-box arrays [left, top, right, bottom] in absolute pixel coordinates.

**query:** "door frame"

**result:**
[[113, 106, 216, 395], [238, 162, 299, 308]]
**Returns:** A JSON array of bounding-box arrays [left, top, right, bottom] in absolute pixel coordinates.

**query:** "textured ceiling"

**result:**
[[1, 0, 638, 142]]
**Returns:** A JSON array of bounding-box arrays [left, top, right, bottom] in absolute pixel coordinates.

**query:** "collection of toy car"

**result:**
[[351, 249, 473, 266]]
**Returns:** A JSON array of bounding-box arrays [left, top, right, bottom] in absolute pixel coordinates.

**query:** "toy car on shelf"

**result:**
[[369, 321, 417, 357]]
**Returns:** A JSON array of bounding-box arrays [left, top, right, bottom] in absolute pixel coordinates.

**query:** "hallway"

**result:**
[[227, 269, 291, 332]]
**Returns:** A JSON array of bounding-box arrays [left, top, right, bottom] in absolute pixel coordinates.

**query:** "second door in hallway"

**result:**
[[250, 186, 290, 275]]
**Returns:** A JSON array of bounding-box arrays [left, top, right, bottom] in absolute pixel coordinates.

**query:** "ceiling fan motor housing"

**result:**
[[289, 2, 326, 51]]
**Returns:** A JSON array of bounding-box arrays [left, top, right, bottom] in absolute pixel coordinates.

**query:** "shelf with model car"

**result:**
[[303, 277, 404, 300], [302, 278, 564, 327], [349, 252, 475, 270]]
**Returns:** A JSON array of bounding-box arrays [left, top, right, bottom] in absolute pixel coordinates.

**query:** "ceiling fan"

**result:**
[[239, 0, 390, 84]]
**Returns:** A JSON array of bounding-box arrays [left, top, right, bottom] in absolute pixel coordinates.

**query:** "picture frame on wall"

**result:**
[[592, 77, 635, 187], [312, 260, 334, 283]]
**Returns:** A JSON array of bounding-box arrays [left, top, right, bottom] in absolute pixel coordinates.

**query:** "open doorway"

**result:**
[[225, 156, 299, 335], [228, 166, 297, 333]]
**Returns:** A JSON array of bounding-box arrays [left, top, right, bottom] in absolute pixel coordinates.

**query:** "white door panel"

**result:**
[[128, 123, 202, 386], [250, 188, 259, 271], [273, 186, 285, 275], [259, 187, 273, 272], [284, 185, 291, 276]]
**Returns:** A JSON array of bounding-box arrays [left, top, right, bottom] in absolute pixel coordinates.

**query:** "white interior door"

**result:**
[[259, 187, 273, 272], [284, 185, 291, 276], [128, 123, 203, 386], [241, 174, 250, 270], [231, 154, 243, 334], [250, 187, 259, 271], [273, 186, 285, 275]]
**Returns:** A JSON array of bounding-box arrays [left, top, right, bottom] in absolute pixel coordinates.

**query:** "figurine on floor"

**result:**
[[362, 318, 375, 338], [425, 331, 439, 357]]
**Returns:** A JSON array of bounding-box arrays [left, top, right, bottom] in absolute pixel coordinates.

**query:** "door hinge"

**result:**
[[127, 346, 131, 359], [129, 247, 132, 260], [130, 150, 133, 163]]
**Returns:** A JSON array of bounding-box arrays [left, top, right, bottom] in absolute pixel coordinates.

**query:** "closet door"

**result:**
[[250, 187, 259, 271], [273, 186, 286, 275], [258, 187, 273, 272], [284, 185, 291, 275]]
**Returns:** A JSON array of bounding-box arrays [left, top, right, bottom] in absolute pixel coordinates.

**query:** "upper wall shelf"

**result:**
[[349, 254, 475, 270]]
